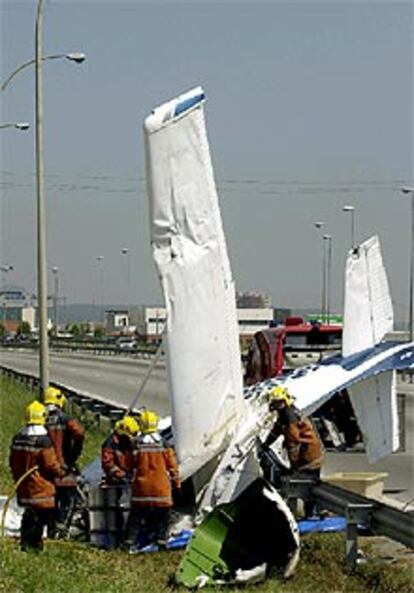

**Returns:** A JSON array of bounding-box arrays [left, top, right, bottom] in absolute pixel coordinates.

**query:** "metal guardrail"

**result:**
[[1, 341, 160, 359], [280, 477, 414, 570], [0, 365, 128, 427]]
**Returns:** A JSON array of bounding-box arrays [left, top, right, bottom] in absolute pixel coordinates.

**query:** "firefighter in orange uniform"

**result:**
[[263, 385, 324, 516], [101, 415, 139, 547], [125, 409, 181, 551], [44, 387, 85, 534], [9, 400, 64, 550], [101, 416, 138, 486]]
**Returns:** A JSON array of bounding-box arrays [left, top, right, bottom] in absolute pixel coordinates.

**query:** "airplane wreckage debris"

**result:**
[[2, 87, 414, 589], [141, 86, 414, 587]]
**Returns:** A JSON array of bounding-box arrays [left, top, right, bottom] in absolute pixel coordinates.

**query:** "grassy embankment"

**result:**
[[1, 376, 413, 593]]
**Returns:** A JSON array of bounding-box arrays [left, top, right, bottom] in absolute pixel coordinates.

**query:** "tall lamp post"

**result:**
[[51, 266, 59, 335], [314, 221, 326, 321], [0, 122, 30, 130], [121, 247, 131, 308], [401, 187, 414, 343], [96, 255, 105, 321], [323, 234, 332, 325], [1, 0, 85, 396], [342, 205, 356, 250]]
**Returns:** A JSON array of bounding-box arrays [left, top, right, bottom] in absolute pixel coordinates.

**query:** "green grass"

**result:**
[[1, 376, 413, 593], [1, 534, 413, 593]]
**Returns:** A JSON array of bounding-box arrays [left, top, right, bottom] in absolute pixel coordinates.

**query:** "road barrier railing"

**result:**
[[0, 364, 128, 427], [280, 476, 414, 571]]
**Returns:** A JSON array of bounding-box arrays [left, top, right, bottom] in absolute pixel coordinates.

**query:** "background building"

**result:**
[[0, 286, 36, 334]]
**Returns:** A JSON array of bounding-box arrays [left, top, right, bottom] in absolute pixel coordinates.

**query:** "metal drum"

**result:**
[[88, 483, 130, 549]]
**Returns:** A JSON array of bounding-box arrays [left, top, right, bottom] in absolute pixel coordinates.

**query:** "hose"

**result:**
[[1, 465, 39, 538]]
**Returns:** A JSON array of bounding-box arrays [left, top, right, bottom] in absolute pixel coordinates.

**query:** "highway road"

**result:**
[[0, 348, 170, 414], [1, 348, 413, 505]]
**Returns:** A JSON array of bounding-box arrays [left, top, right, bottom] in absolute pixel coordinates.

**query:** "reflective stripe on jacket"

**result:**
[[101, 433, 133, 484], [9, 426, 63, 509], [130, 433, 180, 508], [46, 409, 85, 487]]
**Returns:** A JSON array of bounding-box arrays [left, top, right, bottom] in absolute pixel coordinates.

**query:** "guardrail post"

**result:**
[[345, 503, 373, 572], [280, 476, 316, 518]]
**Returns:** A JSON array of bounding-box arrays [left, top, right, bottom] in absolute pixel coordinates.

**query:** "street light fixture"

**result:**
[[314, 221, 326, 321], [342, 205, 356, 250], [401, 186, 414, 343], [0, 122, 30, 130], [323, 234, 332, 325], [0, 264, 14, 287], [1, 52, 86, 91]]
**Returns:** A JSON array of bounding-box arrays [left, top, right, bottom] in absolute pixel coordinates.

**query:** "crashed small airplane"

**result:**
[[143, 86, 414, 586]]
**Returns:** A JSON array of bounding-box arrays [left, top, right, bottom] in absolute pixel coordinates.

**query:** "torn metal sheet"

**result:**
[[175, 479, 299, 588]]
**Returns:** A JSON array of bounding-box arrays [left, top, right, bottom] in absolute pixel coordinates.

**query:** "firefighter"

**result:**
[[9, 400, 64, 551], [125, 409, 181, 551], [262, 385, 324, 516], [44, 386, 85, 535], [101, 415, 139, 486], [101, 415, 139, 547]]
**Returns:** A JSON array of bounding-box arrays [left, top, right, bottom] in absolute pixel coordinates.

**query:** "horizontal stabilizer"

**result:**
[[347, 371, 399, 463]]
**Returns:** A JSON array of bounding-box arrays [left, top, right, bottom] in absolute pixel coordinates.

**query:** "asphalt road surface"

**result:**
[[0, 348, 169, 414], [1, 348, 412, 504]]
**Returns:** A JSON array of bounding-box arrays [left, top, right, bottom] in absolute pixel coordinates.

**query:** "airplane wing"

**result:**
[[144, 87, 245, 481]]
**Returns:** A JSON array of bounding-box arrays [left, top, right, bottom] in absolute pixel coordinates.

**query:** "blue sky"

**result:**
[[1, 1, 413, 323]]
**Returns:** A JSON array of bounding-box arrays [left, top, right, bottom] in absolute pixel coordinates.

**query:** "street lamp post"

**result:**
[[2, 0, 85, 397], [96, 256, 105, 321], [342, 205, 356, 250], [35, 0, 50, 394], [121, 247, 131, 313], [323, 235, 332, 325], [0, 122, 30, 130], [401, 187, 414, 343], [314, 221, 326, 321], [51, 266, 59, 335]]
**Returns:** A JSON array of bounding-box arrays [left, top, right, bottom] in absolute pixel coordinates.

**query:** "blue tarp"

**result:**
[[298, 516, 347, 534]]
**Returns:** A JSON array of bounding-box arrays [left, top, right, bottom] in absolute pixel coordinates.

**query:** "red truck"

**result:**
[[244, 317, 342, 384]]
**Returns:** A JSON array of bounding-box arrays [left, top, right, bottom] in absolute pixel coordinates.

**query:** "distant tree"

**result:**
[[94, 326, 105, 339], [17, 321, 31, 336], [70, 323, 80, 337], [0, 322, 5, 338]]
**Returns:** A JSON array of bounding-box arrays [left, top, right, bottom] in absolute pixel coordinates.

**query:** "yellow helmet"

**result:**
[[138, 409, 159, 434], [115, 415, 139, 439], [44, 386, 67, 408], [26, 400, 47, 425], [268, 385, 293, 410]]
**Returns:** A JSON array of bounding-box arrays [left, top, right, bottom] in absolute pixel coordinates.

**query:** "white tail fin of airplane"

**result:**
[[144, 87, 245, 481], [342, 234, 397, 461], [342, 235, 394, 357]]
